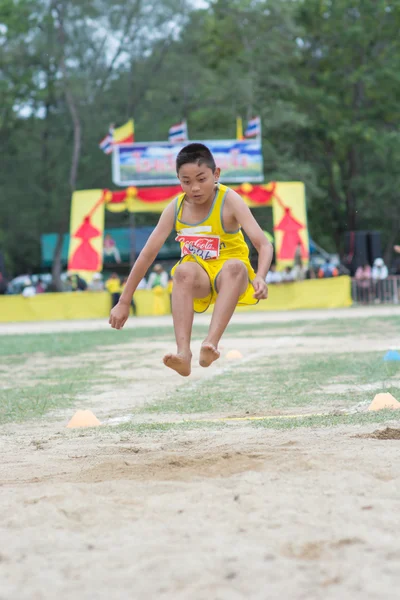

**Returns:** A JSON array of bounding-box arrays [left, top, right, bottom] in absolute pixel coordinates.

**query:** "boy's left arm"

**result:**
[[228, 191, 274, 299]]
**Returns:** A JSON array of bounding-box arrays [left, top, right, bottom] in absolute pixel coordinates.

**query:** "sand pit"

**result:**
[[1, 306, 400, 599]]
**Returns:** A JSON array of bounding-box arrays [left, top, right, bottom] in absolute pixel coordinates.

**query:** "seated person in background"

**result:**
[[292, 263, 306, 281], [22, 278, 36, 297], [305, 266, 317, 279], [147, 264, 168, 289], [318, 259, 338, 278], [103, 233, 121, 264], [67, 273, 87, 291], [35, 278, 46, 294], [266, 264, 282, 284], [105, 273, 121, 308], [89, 272, 104, 291], [281, 266, 295, 282]]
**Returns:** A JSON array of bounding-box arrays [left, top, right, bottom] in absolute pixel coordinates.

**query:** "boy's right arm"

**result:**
[[109, 201, 175, 329]]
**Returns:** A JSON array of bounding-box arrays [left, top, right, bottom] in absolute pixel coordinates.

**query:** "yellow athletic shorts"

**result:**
[[171, 255, 258, 313]]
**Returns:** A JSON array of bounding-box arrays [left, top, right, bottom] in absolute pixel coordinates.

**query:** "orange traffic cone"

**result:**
[[226, 349, 243, 360], [66, 410, 101, 428], [368, 393, 400, 412]]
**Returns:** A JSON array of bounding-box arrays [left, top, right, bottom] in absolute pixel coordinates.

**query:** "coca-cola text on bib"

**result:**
[[176, 234, 220, 260]]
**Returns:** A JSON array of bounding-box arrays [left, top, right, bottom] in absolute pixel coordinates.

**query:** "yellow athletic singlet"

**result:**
[[171, 183, 258, 313]]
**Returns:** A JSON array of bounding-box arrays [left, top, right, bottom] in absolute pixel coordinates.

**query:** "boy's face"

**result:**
[[178, 162, 220, 204]]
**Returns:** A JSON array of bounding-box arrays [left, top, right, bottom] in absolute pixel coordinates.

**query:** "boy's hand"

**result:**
[[109, 301, 130, 330], [252, 275, 268, 300]]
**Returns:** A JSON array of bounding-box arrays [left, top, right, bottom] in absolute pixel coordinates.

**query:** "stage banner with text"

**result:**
[[112, 140, 264, 186]]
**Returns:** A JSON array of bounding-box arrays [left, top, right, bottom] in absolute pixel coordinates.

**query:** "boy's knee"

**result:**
[[221, 260, 247, 280], [173, 263, 196, 285]]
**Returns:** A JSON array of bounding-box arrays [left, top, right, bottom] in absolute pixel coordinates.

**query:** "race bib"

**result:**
[[176, 233, 220, 260]]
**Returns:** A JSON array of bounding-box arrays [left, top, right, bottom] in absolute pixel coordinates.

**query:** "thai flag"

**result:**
[[99, 128, 114, 154], [244, 116, 261, 138], [168, 120, 188, 143]]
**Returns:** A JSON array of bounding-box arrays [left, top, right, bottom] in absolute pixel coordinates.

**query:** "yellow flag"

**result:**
[[113, 119, 135, 143], [236, 116, 244, 140]]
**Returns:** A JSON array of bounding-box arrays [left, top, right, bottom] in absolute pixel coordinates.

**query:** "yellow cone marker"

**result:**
[[66, 410, 101, 428], [368, 393, 400, 412], [226, 349, 243, 360]]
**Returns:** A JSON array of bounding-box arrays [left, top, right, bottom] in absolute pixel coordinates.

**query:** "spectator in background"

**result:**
[[281, 266, 295, 283], [292, 261, 306, 282], [67, 273, 87, 291], [105, 273, 121, 309], [371, 258, 388, 282], [318, 259, 338, 278], [122, 277, 136, 316], [393, 246, 400, 275], [393, 247, 400, 302], [372, 258, 389, 303], [89, 272, 104, 291], [0, 273, 8, 295], [292, 242, 307, 281], [292, 242, 304, 274], [137, 277, 147, 290], [167, 276, 173, 311], [147, 264, 168, 289], [355, 263, 372, 287], [21, 278, 36, 297], [294, 242, 302, 266], [305, 266, 317, 279], [103, 233, 121, 264], [266, 264, 283, 284], [355, 262, 372, 304], [293, 242, 305, 279], [35, 278, 46, 294]]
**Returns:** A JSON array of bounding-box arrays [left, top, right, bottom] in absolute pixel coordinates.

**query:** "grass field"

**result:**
[[1, 307, 400, 599]]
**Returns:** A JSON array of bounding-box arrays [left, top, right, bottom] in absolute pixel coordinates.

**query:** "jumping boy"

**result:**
[[109, 143, 273, 376]]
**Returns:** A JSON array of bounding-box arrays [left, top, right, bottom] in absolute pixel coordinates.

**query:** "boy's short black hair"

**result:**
[[176, 143, 216, 173]]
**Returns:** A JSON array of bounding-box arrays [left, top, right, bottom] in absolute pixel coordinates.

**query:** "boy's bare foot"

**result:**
[[163, 352, 192, 377], [199, 343, 220, 368]]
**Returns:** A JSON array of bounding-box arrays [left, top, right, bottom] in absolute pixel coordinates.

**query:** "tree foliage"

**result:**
[[1, 0, 399, 274]]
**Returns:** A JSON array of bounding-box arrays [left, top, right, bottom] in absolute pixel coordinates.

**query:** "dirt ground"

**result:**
[[1, 304, 399, 335], [1, 306, 400, 600]]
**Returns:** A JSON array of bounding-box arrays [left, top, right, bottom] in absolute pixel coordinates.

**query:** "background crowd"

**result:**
[[1, 1, 400, 284], [2, 237, 400, 307]]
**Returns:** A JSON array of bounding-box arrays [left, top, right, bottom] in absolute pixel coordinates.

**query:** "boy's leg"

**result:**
[[200, 260, 248, 367], [163, 262, 211, 376]]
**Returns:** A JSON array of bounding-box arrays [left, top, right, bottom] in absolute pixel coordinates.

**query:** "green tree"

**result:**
[[2, 0, 400, 277], [296, 0, 400, 256], [0, 0, 193, 276]]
